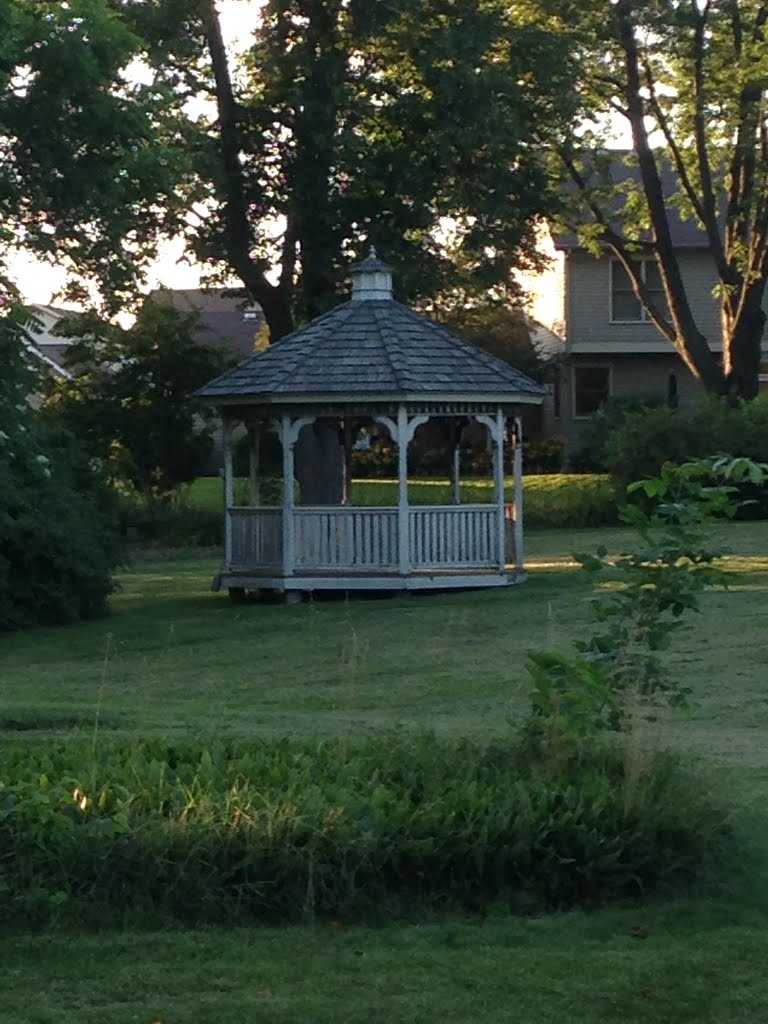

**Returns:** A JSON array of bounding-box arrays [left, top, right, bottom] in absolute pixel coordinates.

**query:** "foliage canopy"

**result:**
[[42, 300, 234, 503]]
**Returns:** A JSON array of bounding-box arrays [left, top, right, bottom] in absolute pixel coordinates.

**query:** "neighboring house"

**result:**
[[522, 161, 768, 451], [148, 288, 267, 471], [149, 288, 265, 360], [24, 304, 75, 384]]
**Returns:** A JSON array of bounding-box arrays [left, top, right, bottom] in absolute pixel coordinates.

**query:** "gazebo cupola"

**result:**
[[350, 247, 393, 300], [196, 249, 546, 599]]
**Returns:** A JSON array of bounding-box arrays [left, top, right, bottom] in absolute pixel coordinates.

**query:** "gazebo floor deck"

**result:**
[[219, 566, 525, 592]]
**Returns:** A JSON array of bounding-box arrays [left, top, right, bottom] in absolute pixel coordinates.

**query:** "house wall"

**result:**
[[553, 352, 702, 450], [565, 250, 723, 352]]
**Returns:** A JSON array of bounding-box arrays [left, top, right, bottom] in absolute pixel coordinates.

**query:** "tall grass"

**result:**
[[0, 733, 729, 929]]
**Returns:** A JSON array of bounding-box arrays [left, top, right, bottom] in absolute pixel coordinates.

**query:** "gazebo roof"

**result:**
[[197, 251, 546, 404]]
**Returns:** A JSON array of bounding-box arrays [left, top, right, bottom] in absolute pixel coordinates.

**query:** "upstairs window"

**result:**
[[610, 259, 666, 323]]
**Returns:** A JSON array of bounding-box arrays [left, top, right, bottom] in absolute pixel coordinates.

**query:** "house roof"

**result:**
[[527, 318, 565, 362], [553, 152, 710, 251], [151, 288, 266, 360]]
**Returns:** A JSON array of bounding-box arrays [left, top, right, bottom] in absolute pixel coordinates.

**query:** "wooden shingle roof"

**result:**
[[197, 296, 546, 404]]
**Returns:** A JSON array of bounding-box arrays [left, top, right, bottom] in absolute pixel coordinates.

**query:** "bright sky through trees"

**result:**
[[9, 0, 264, 306]]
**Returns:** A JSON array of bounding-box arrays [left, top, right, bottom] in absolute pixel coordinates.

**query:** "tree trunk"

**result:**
[[294, 420, 344, 505], [724, 299, 766, 401]]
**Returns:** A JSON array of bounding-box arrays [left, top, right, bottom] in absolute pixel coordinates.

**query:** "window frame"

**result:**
[[609, 258, 666, 324], [572, 362, 613, 420]]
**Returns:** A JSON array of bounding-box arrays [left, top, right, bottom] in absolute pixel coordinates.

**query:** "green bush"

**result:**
[[570, 395, 665, 473], [0, 308, 122, 630], [0, 733, 729, 929], [603, 397, 768, 516]]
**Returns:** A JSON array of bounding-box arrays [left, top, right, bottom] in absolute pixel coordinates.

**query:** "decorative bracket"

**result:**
[[373, 413, 430, 448], [373, 414, 398, 445], [474, 413, 503, 446], [404, 413, 430, 445], [280, 415, 316, 449]]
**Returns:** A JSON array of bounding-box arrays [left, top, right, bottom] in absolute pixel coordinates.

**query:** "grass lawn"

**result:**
[[3, 521, 768, 1022]]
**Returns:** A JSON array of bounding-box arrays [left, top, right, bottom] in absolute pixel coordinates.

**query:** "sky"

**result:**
[[9, 0, 264, 308]]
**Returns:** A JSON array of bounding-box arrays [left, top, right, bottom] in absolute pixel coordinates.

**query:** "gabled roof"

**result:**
[[553, 152, 710, 251], [150, 288, 265, 360], [197, 298, 546, 403]]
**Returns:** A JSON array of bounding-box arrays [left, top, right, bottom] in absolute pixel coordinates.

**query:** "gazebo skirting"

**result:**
[[220, 501, 523, 592]]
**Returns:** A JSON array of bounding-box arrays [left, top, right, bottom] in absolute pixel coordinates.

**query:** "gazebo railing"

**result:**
[[227, 504, 514, 574], [293, 506, 398, 570], [230, 507, 283, 566], [410, 505, 497, 567]]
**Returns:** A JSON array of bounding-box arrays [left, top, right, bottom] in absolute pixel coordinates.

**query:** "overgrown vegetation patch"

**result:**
[[0, 734, 730, 930]]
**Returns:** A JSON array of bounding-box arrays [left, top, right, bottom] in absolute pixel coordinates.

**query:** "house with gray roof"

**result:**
[[524, 155, 768, 449]]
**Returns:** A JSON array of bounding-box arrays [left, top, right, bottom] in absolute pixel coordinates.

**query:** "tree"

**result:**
[[557, 0, 768, 400], [0, 302, 121, 630], [116, 0, 582, 339], [42, 301, 235, 503], [1, 0, 193, 308]]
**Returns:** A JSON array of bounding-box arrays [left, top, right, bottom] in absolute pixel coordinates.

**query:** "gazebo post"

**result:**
[[513, 414, 524, 578], [397, 404, 410, 576], [281, 413, 296, 578], [494, 407, 506, 574], [341, 419, 353, 506], [222, 418, 235, 566], [449, 420, 462, 505], [248, 422, 261, 506]]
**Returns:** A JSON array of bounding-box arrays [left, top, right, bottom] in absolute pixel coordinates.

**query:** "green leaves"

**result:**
[[0, 733, 730, 926], [41, 299, 234, 503], [528, 456, 763, 737]]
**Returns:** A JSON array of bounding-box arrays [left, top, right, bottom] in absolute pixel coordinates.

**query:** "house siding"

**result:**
[[566, 250, 723, 352], [554, 353, 701, 449]]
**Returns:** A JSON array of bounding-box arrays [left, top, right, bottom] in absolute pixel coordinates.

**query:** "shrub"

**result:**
[[604, 396, 768, 480], [570, 395, 665, 472], [526, 456, 767, 735], [0, 307, 122, 630], [0, 733, 729, 929]]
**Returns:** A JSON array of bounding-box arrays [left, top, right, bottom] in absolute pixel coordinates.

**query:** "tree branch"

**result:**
[[202, 0, 293, 339]]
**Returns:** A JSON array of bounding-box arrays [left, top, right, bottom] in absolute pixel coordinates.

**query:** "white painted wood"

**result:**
[[495, 407, 506, 573], [220, 571, 517, 592], [226, 504, 502, 574], [513, 415, 524, 577], [409, 506, 496, 568], [223, 420, 235, 566], [404, 413, 430, 445], [293, 507, 398, 570], [474, 413, 501, 444], [397, 405, 410, 576], [230, 508, 282, 566], [281, 413, 296, 577]]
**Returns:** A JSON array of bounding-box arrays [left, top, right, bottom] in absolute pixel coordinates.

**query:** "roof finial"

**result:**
[[369, 244, 377, 259]]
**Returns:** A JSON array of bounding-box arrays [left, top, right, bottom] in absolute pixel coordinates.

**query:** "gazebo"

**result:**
[[196, 250, 546, 599]]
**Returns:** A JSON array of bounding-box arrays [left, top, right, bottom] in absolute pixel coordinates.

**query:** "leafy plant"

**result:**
[[527, 456, 768, 734], [0, 733, 730, 929], [0, 303, 121, 630]]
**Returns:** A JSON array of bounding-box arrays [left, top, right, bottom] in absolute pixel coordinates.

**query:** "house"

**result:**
[[24, 304, 75, 383], [523, 160, 768, 450], [148, 288, 265, 360]]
